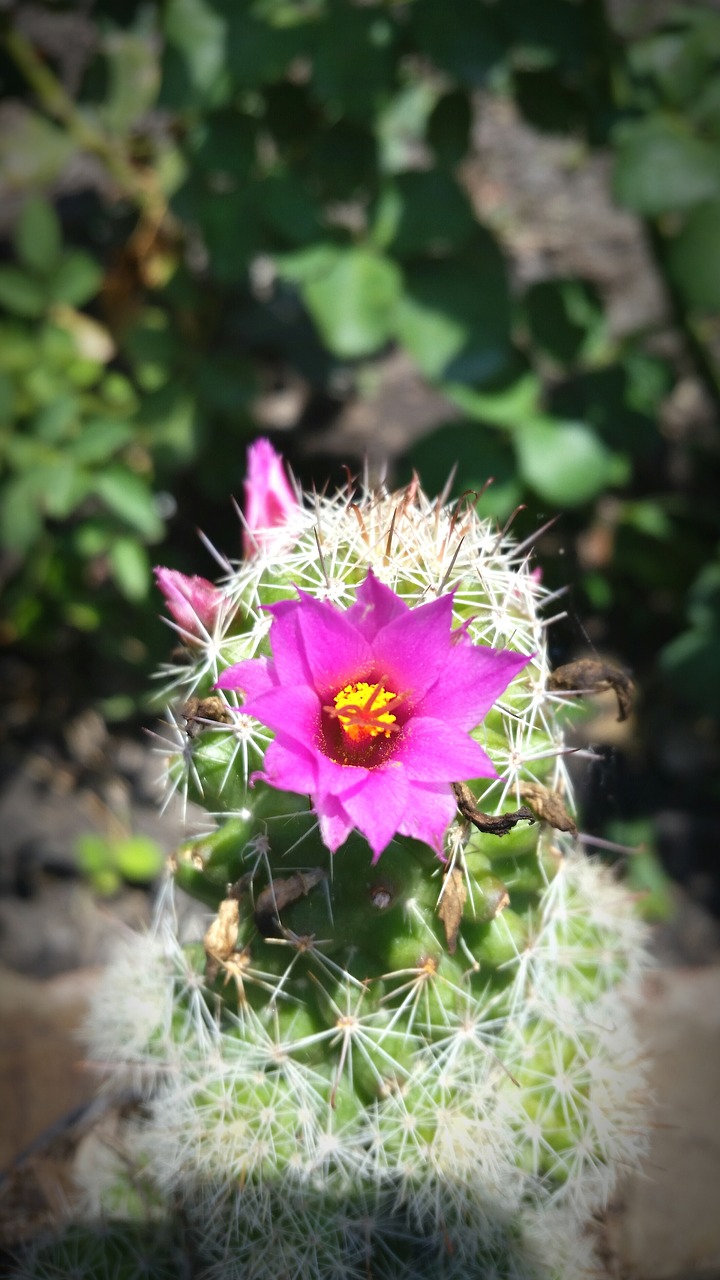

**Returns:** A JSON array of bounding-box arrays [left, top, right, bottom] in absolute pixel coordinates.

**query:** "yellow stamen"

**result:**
[[331, 680, 399, 743]]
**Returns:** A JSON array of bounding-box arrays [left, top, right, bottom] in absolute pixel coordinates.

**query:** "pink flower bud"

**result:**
[[243, 438, 300, 557], [154, 567, 225, 639]]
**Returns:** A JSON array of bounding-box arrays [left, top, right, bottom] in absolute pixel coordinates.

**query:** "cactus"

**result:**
[[18, 445, 649, 1280]]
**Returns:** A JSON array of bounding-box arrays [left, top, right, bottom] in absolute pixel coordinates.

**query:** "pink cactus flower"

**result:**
[[154, 567, 225, 639], [217, 570, 530, 862], [243, 438, 300, 557]]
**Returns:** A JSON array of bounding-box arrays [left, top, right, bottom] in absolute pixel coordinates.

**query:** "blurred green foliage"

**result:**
[[76, 830, 165, 896], [1, 0, 719, 892]]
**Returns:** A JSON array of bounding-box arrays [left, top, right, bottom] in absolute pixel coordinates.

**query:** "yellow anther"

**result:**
[[332, 680, 398, 742]]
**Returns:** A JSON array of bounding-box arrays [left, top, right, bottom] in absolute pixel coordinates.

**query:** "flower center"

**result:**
[[331, 681, 400, 743]]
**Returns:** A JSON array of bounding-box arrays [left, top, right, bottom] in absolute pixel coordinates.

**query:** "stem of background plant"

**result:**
[[4, 25, 168, 232]]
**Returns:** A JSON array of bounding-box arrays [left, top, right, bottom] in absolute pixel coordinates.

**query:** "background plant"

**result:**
[[1, 0, 718, 894]]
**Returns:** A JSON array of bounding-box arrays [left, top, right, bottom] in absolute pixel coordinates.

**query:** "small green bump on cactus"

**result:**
[[462, 871, 510, 924]]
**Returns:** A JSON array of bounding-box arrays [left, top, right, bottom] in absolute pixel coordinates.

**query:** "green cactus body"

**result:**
[[32, 476, 648, 1280]]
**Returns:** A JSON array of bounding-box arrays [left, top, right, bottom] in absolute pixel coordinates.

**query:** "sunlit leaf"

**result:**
[[613, 116, 720, 214], [514, 417, 621, 505], [93, 467, 164, 540], [0, 267, 46, 317], [302, 248, 402, 359], [109, 537, 152, 602], [100, 32, 161, 132], [15, 197, 62, 275]]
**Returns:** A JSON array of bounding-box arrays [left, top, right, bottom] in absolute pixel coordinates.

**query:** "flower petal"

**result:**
[[243, 438, 300, 557], [398, 782, 458, 856], [374, 593, 456, 700], [395, 717, 498, 782], [344, 569, 409, 639], [315, 793, 356, 853], [294, 591, 373, 694], [260, 735, 319, 794], [263, 598, 314, 687], [420, 646, 532, 730], [216, 657, 275, 699], [241, 684, 320, 740], [340, 764, 410, 862]]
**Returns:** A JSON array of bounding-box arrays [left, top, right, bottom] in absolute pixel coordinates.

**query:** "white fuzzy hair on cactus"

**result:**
[[53, 439, 651, 1280]]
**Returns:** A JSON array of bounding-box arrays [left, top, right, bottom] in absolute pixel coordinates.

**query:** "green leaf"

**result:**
[[426, 91, 472, 166], [514, 417, 620, 505], [444, 372, 541, 428], [513, 69, 588, 136], [0, 108, 75, 189], [411, 0, 506, 87], [40, 460, 86, 519], [0, 267, 46, 317], [0, 475, 43, 551], [394, 236, 511, 382], [15, 197, 62, 275], [305, 121, 377, 202], [371, 171, 476, 257], [49, 252, 103, 306], [225, 9, 297, 88], [114, 835, 164, 882], [164, 0, 227, 100], [139, 387, 198, 466], [32, 397, 78, 443], [109, 537, 152, 602], [524, 278, 605, 366], [377, 79, 436, 174], [188, 110, 257, 180], [68, 419, 136, 464], [93, 467, 164, 540], [76, 833, 116, 880], [613, 116, 720, 214], [302, 248, 402, 359], [502, 0, 592, 72], [312, 7, 396, 122], [260, 173, 322, 246], [0, 370, 14, 423], [275, 243, 344, 286], [100, 32, 161, 133], [667, 200, 720, 312], [189, 186, 261, 283]]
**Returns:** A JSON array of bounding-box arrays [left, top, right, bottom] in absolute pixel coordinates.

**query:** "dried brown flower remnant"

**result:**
[[452, 781, 534, 836], [547, 659, 633, 722], [519, 782, 578, 836], [438, 867, 467, 953]]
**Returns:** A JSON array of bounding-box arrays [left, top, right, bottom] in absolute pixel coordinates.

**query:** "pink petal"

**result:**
[[344, 569, 409, 639], [243, 439, 299, 557], [313, 751, 370, 798], [374, 594, 456, 700], [398, 782, 458, 856], [394, 717, 498, 782], [420, 646, 531, 731], [294, 591, 373, 695], [216, 657, 275, 698], [154, 567, 224, 637], [240, 684, 320, 740], [340, 764, 410, 861], [315, 793, 356, 853], [263, 598, 315, 687], [260, 736, 319, 794]]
